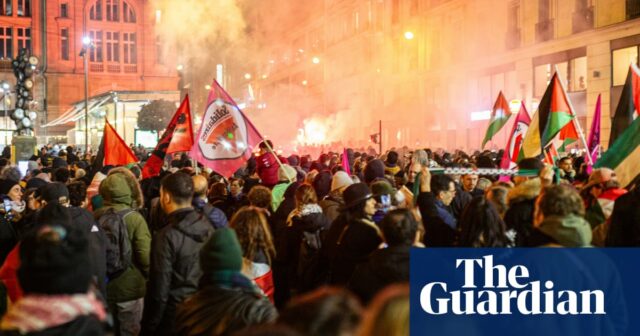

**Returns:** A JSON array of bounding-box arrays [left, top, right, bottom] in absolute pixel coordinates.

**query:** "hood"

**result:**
[[170, 208, 212, 243], [538, 215, 592, 247], [99, 174, 132, 206], [508, 177, 542, 205]]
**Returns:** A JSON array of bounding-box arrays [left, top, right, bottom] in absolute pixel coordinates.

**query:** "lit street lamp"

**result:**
[[80, 36, 93, 153], [0, 81, 10, 146], [404, 31, 415, 40]]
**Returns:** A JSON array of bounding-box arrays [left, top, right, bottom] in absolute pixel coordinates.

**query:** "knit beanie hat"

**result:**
[[200, 228, 243, 273], [371, 179, 394, 196], [0, 178, 19, 196], [331, 171, 353, 192], [364, 159, 386, 185], [18, 221, 92, 295], [278, 164, 297, 182]]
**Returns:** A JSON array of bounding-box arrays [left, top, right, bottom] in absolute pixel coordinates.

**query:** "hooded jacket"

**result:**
[[504, 178, 542, 246], [95, 174, 151, 304], [256, 152, 279, 188], [526, 215, 592, 247], [141, 208, 213, 336]]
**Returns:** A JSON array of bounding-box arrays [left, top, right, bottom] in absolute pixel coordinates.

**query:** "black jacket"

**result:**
[[0, 217, 17, 266], [174, 285, 277, 336], [449, 182, 472, 220], [417, 192, 457, 247], [328, 216, 382, 285], [348, 244, 410, 304], [0, 315, 105, 336], [69, 207, 107, 299], [503, 178, 541, 246], [141, 208, 213, 336]]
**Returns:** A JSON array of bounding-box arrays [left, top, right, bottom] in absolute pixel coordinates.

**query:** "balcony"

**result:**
[[506, 29, 521, 49], [535, 19, 554, 43], [572, 6, 594, 34]]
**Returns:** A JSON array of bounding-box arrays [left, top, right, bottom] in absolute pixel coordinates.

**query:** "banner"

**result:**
[[190, 80, 262, 177]]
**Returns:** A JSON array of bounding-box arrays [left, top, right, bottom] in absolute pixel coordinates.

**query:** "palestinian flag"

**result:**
[[595, 115, 640, 188], [609, 63, 640, 146], [522, 72, 579, 158], [482, 91, 512, 149], [499, 101, 531, 170]]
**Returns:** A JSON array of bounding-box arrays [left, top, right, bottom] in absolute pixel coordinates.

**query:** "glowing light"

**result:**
[[302, 80, 308, 86], [298, 119, 327, 145], [237, 103, 246, 109], [298, 49, 304, 53], [176, 64, 184, 71], [205, 84, 212, 90], [82, 36, 92, 45], [268, 60, 275, 64], [155, 10, 162, 24], [244, 73, 252, 80], [237, 142, 246, 150], [404, 31, 414, 40], [222, 141, 232, 150], [509, 99, 521, 112], [471, 110, 492, 121], [312, 57, 320, 64], [261, 74, 268, 79]]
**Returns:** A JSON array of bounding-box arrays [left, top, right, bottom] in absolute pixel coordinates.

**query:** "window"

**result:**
[[106, 0, 119, 22], [16, 28, 30, 52], [123, 32, 136, 64], [2, 0, 12, 16], [105, 32, 119, 62], [17, 0, 30, 17], [612, 46, 638, 86], [538, 0, 550, 21], [123, 1, 136, 23], [534, 64, 552, 97], [155, 36, 163, 64], [568, 56, 587, 91], [90, 0, 102, 20], [61, 28, 69, 60], [60, 3, 68, 18], [0, 27, 12, 58], [89, 30, 103, 62]]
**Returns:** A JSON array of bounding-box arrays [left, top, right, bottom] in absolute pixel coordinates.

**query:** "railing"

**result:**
[[535, 19, 554, 42], [89, 63, 104, 72], [107, 64, 121, 73], [88, 62, 138, 74], [123, 64, 138, 73]]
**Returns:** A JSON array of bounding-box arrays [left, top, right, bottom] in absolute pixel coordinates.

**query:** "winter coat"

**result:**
[[417, 192, 457, 247], [0, 217, 17, 266], [526, 215, 592, 247], [271, 182, 292, 211], [504, 178, 541, 246], [329, 217, 382, 285], [94, 175, 151, 305], [256, 152, 279, 188], [319, 192, 344, 224], [68, 207, 107, 298], [140, 208, 213, 336], [348, 244, 410, 304], [449, 182, 472, 220], [270, 183, 299, 308], [283, 205, 331, 292], [192, 197, 228, 229], [174, 283, 277, 336]]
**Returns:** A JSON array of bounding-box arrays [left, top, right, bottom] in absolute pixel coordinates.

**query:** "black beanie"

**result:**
[[364, 159, 386, 185], [18, 222, 91, 295], [200, 228, 243, 273], [0, 178, 19, 196]]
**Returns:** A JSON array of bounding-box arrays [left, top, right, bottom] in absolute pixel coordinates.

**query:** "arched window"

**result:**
[[89, 0, 102, 21], [123, 1, 136, 23], [87, 0, 138, 71], [90, 0, 135, 23]]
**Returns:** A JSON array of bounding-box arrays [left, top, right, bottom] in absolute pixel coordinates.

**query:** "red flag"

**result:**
[[500, 102, 531, 170], [103, 119, 137, 166], [142, 96, 194, 178], [190, 80, 262, 177]]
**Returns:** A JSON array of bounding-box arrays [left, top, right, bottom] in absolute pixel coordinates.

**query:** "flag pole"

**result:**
[[378, 120, 382, 156], [553, 66, 593, 165]]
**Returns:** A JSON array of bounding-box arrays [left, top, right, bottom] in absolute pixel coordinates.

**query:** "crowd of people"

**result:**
[[0, 139, 637, 335]]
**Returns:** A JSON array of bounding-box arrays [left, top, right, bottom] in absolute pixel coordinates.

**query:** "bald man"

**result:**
[[192, 175, 228, 229]]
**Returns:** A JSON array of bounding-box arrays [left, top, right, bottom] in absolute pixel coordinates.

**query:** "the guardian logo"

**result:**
[[420, 255, 606, 315]]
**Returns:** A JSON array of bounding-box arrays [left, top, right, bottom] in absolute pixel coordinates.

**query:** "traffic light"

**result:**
[[10, 48, 38, 136]]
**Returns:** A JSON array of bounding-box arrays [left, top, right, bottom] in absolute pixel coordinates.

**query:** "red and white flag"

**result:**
[[500, 102, 531, 171], [190, 80, 262, 177]]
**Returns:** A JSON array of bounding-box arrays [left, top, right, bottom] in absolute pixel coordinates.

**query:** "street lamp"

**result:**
[[404, 31, 415, 40], [80, 36, 93, 153]]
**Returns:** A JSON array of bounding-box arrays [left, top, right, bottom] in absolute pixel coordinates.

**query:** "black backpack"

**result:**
[[98, 208, 134, 280]]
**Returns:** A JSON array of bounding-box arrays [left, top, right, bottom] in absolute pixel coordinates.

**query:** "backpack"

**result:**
[[297, 228, 327, 292], [98, 208, 134, 280]]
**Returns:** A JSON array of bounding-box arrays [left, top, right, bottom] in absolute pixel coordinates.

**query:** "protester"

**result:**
[[416, 169, 458, 247], [458, 197, 513, 247], [192, 175, 228, 229], [272, 164, 297, 211], [141, 172, 213, 336], [503, 158, 544, 246], [174, 228, 277, 335], [319, 171, 353, 223], [256, 140, 280, 188], [581, 168, 627, 228]]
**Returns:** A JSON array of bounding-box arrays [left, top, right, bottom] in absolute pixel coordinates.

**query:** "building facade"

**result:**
[[0, 0, 179, 147], [253, 0, 640, 151]]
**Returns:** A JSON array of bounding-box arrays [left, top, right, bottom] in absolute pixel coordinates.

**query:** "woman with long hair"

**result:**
[[458, 197, 513, 247], [230, 207, 277, 301]]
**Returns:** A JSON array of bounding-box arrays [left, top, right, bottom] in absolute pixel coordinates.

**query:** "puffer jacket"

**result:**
[[95, 174, 151, 305], [140, 208, 213, 336], [504, 178, 542, 246]]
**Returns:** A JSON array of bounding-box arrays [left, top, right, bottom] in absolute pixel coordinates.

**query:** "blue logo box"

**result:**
[[410, 248, 640, 336]]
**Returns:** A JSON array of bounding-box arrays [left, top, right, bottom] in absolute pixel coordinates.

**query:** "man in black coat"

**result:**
[[141, 172, 213, 336], [416, 169, 458, 247], [349, 208, 417, 304]]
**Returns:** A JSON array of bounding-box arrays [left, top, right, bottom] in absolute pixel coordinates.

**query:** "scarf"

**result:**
[[1, 292, 106, 333]]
